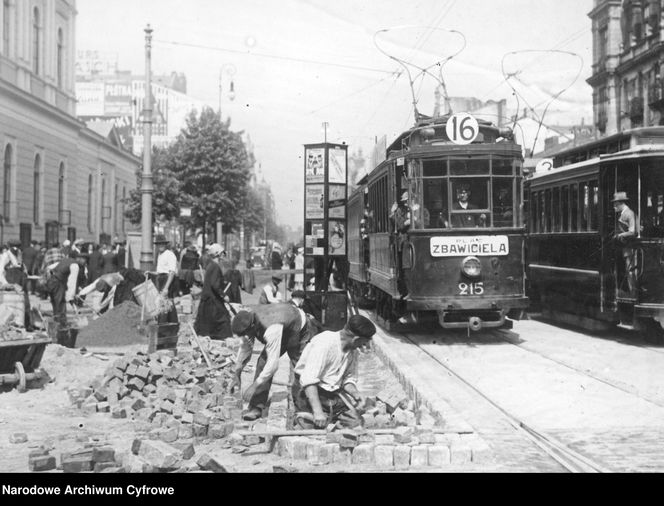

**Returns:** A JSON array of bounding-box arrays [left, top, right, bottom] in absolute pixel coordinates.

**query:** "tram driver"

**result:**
[[612, 191, 638, 297], [451, 183, 486, 228]]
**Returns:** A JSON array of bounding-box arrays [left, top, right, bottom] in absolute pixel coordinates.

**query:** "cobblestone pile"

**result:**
[[66, 343, 245, 443]]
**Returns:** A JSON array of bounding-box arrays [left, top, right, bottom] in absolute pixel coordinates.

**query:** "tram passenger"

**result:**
[[451, 184, 486, 228], [293, 314, 376, 429], [612, 192, 638, 297], [390, 192, 411, 298], [493, 186, 513, 226]]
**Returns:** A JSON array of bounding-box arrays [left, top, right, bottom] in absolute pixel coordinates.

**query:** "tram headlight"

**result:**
[[461, 256, 482, 278]]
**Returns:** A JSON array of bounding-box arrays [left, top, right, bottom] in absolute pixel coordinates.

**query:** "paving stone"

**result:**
[[338, 429, 359, 449], [192, 423, 208, 437], [28, 455, 56, 472], [374, 445, 394, 468], [470, 441, 493, 464], [450, 443, 472, 465], [361, 414, 376, 428], [352, 443, 375, 465], [333, 447, 352, 466], [306, 440, 326, 464], [172, 442, 196, 460], [196, 454, 231, 473], [138, 440, 183, 469], [428, 445, 451, 467], [318, 444, 337, 465], [159, 427, 179, 443], [9, 433, 28, 444], [393, 445, 411, 468], [178, 425, 194, 440], [62, 456, 94, 473], [278, 437, 309, 460], [394, 426, 414, 444], [92, 447, 115, 463], [410, 445, 429, 467]]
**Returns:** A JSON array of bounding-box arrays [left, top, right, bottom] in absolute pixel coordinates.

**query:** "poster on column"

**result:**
[[328, 221, 346, 256], [305, 185, 325, 219], [328, 185, 346, 219], [328, 148, 347, 184], [305, 148, 325, 183]]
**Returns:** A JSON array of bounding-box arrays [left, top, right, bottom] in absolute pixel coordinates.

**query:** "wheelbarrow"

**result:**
[[0, 336, 52, 392]]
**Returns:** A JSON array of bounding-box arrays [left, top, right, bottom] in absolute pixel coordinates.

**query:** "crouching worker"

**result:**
[[230, 304, 320, 421], [293, 314, 376, 429]]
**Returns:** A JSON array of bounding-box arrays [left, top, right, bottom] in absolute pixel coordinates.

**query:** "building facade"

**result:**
[[588, 0, 664, 135], [76, 67, 206, 156], [0, 0, 140, 247]]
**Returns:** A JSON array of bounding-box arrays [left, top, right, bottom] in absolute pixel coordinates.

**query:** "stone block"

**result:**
[[92, 447, 115, 463], [125, 363, 138, 376], [325, 431, 340, 444], [178, 425, 194, 440], [62, 456, 94, 473], [374, 445, 394, 468], [159, 427, 179, 443], [394, 426, 414, 444], [208, 423, 226, 439], [160, 400, 175, 414], [450, 443, 472, 465], [318, 444, 337, 465], [374, 434, 395, 446], [93, 462, 118, 473], [181, 412, 194, 424], [470, 440, 493, 464], [277, 437, 309, 460], [361, 413, 376, 429], [338, 429, 358, 449], [333, 447, 352, 466], [172, 442, 196, 460], [192, 423, 208, 437], [351, 443, 375, 465], [196, 454, 231, 473], [374, 414, 392, 428], [135, 365, 150, 380], [29, 455, 57, 472], [410, 445, 429, 467], [417, 430, 436, 444], [305, 440, 325, 464], [96, 402, 110, 413], [9, 433, 28, 444], [428, 445, 451, 467], [393, 445, 411, 468], [192, 411, 211, 426], [138, 440, 183, 469]]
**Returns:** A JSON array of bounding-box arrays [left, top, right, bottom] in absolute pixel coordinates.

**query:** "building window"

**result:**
[[2, 0, 10, 56], [101, 178, 106, 231], [3, 143, 11, 223], [58, 162, 65, 223], [32, 7, 40, 75], [57, 28, 64, 88], [87, 174, 93, 232], [122, 187, 126, 233], [33, 155, 41, 224]]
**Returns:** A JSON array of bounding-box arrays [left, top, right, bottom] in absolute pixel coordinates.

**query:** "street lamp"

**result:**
[[218, 64, 237, 117]]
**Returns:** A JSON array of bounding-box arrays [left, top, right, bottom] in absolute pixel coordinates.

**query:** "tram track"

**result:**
[[395, 328, 612, 473], [491, 327, 664, 409]]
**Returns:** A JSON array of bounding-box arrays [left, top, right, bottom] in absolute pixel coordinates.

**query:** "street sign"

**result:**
[[180, 207, 192, 218]]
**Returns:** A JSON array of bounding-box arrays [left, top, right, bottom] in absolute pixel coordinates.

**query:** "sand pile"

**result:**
[[76, 302, 146, 348]]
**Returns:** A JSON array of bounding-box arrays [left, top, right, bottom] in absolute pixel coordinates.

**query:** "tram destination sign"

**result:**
[[430, 235, 509, 257]]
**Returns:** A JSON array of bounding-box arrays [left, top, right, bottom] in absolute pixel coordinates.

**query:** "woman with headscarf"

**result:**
[[194, 243, 232, 340]]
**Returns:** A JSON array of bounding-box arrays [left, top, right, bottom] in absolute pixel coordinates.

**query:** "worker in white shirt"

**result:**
[[259, 275, 283, 304], [151, 234, 179, 339]]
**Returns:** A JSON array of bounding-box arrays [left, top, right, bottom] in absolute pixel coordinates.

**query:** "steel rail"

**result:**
[[397, 330, 611, 473]]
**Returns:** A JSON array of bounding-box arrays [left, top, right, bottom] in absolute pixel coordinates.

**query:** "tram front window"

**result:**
[[640, 165, 664, 238]]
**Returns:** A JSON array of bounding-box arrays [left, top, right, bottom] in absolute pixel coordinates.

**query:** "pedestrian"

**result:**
[[87, 244, 104, 284], [45, 253, 87, 331], [42, 242, 64, 272], [71, 239, 85, 257], [259, 275, 283, 304], [61, 239, 72, 258], [293, 314, 376, 429], [612, 191, 638, 296], [179, 241, 200, 296], [230, 303, 321, 421], [116, 240, 127, 268], [101, 243, 119, 274], [294, 247, 304, 290], [151, 234, 179, 340], [225, 259, 243, 304], [22, 240, 39, 294], [194, 243, 232, 340], [270, 243, 283, 270]]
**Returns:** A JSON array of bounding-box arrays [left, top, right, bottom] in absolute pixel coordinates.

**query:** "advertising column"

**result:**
[[303, 143, 348, 330]]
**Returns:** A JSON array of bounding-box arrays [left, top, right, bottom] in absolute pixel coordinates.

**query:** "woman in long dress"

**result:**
[[194, 244, 232, 340]]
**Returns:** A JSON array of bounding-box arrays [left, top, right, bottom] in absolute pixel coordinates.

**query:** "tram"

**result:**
[[347, 113, 529, 331], [525, 127, 664, 342]]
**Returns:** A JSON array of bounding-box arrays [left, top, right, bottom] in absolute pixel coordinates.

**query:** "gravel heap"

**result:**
[[76, 302, 145, 348]]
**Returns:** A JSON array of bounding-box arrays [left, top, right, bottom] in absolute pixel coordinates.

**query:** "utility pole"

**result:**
[[322, 121, 329, 143], [140, 24, 154, 272]]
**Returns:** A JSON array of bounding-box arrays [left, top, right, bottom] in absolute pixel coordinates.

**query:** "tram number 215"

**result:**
[[459, 282, 484, 295]]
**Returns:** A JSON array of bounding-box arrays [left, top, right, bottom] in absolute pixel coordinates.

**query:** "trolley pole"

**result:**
[[140, 24, 154, 272]]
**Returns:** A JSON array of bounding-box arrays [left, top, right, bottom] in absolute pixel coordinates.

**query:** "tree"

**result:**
[[125, 107, 254, 236], [125, 145, 181, 225]]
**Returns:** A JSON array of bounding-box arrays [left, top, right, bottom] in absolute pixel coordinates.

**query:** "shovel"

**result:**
[[70, 301, 89, 329]]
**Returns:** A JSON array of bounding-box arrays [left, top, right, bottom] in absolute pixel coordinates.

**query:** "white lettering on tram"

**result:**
[[430, 236, 509, 257]]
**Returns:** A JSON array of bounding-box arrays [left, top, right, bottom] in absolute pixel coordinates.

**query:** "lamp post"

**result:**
[[140, 24, 154, 271]]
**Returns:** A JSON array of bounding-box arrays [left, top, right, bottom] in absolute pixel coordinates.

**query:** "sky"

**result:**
[[76, 0, 595, 227]]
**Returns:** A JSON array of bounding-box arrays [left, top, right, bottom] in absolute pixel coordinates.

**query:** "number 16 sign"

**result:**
[[446, 112, 479, 145]]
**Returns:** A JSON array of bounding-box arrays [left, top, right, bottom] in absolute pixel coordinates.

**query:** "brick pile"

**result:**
[[359, 384, 437, 429], [67, 343, 244, 443]]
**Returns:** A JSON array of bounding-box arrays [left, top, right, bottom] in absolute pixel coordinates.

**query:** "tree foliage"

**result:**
[[125, 107, 262, 235]]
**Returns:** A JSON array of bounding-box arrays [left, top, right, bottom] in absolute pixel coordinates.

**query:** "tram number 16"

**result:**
[[446, 113, 479, 145], [459, 282, 484, 295]]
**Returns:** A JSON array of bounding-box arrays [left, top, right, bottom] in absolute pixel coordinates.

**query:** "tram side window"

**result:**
[[570, 184, 578, 232], [449, 178, 489, 228], [539, 191, 546, 232], [561, 186, 569, 232], [590, 182, 599, 231], [580, 182, 590, 231], [640, 164, 664, 237], [422, 178, 449, 229], [552, 187, 560, 232], [544, 189, 552, 232], [532, 191, 540, 233]]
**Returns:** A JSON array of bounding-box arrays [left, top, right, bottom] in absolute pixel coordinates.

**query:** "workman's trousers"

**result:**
[[293, 384, 362, 429], [247, 316, 319, 411], [46, 277, 67, 326]]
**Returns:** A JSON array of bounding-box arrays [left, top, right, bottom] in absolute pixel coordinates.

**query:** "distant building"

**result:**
[[0, 0, 140, 246], [75, 62, 206, 156], [588, 0, 664, 135]]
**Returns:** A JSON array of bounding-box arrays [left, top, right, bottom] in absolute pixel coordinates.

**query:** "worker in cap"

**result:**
[[150, 233, 180, 341], [230, 303, 322, 421], [612, 191, 637, 296], [293, 314, 377, 429], [259, 273, 283, 304], [194, 243, 232, 340]]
